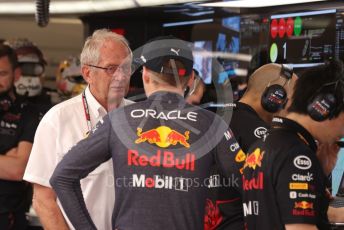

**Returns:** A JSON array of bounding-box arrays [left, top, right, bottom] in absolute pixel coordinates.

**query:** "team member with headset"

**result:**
[[242, 60, 344, 229], [23, 29, 133, 230], [204, 63, 298, 229], [231, 63, 296, 151]]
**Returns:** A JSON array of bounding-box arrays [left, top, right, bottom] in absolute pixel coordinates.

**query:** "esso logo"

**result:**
[[254, 127, 267, 138], [293, 155, 312, 170]]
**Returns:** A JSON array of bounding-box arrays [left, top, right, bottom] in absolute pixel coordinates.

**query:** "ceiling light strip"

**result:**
[[0, 0, 207, 15], [200, 0, 327, 8], [163, 18, 213, 27], [271, 9, 336, 19]]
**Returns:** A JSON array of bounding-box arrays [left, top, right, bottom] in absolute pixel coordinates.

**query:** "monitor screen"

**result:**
[[193, 40, 212, 84], [269, 9, 336, 68], [216, 16, 240, 82], [335, 9, 344, 61], [338, 171, 344, 196], [240, 15, 270, 76]]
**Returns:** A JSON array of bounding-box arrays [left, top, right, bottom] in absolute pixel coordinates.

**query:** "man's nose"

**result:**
[[113, 67, 130, 80]]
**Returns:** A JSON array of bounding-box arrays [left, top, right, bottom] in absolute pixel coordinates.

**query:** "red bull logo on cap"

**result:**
[[135, 126, 190, 148]]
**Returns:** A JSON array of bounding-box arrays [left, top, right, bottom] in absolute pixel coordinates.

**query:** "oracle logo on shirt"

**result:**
[[293, 155, 312, 170], [130, 109, 198, 122], [253, 127, 267, 139]]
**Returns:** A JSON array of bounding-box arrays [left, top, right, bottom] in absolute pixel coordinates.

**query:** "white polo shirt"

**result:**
[[24, 86, 133, 230]]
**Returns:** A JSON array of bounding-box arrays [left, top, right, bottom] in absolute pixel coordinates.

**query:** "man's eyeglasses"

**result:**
[[86, 64, 131, 76]]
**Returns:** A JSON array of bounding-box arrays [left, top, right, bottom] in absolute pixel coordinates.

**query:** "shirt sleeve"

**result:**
[[214, 121, 245, 192], [18, 105, 40, 143], [50, 115, 112, 230], [274, 147, 324, 225], [23, 116, 59, 187]]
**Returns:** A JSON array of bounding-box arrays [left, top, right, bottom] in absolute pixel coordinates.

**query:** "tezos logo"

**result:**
[[254, 127, 267, 138], [293, 155, 312, 170]]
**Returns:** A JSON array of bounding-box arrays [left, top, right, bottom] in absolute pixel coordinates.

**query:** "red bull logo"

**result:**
[[242, 172, 264, 191], [235, 150, 246, 163], [135, 126, 190, 148], [128, 149, 195, 171], [135, 128, 161, 144], [294, 201, 313, 210], [313, 101, 330, 116], [167, 130, 190, 148], [240, 148, 264, 174]]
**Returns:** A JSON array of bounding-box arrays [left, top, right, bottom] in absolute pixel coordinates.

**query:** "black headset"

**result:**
[[307, 79, 344, 122], [261, 64, 293, 113]]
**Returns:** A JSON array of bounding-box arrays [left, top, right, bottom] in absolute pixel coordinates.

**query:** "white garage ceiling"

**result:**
[[0, 0, 208, 16]]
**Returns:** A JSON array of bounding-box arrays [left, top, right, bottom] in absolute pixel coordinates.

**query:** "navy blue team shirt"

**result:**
[[0, 97, 39, 213], [242, 117, 330, 229], [50, 91, 243, 230]]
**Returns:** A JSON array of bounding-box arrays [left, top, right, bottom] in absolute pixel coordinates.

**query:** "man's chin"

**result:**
[[108, 92, 125, 103]]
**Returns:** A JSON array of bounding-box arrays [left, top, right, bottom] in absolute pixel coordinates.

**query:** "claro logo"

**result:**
[[254, 127, 267, 138], [293, 155, 312, 170]]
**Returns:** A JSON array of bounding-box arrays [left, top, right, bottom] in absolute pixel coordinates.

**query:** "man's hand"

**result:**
[[316, 142, 339, 176], [285, 224, 317, 230], [0, 141, 32, 180]]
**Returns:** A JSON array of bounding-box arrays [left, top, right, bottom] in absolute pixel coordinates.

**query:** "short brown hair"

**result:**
[[0, 44, 18, 70]]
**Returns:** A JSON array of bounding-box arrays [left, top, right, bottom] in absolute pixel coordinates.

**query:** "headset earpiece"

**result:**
[[261, 64, 293, 113], [261, 84, 288, 113], [307, 92, 337, 122]]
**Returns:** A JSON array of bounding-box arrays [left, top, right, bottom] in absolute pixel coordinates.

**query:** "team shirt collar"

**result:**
[[84, 86, 107, 119], [147, 91, 184, 103], [271, 116, 317, 152]]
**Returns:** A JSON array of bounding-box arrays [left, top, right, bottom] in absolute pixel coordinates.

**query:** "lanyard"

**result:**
[[82, 90, 92, 135]]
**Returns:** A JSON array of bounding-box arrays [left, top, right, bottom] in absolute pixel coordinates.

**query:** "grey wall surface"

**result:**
[[0, 17, 84, 88]]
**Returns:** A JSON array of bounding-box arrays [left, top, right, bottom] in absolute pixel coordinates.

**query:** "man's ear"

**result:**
[[187, 71, 195, 88], [81, 65, 91, 84], [142, 67, 150, 84], [13, 67, 21, 82]]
